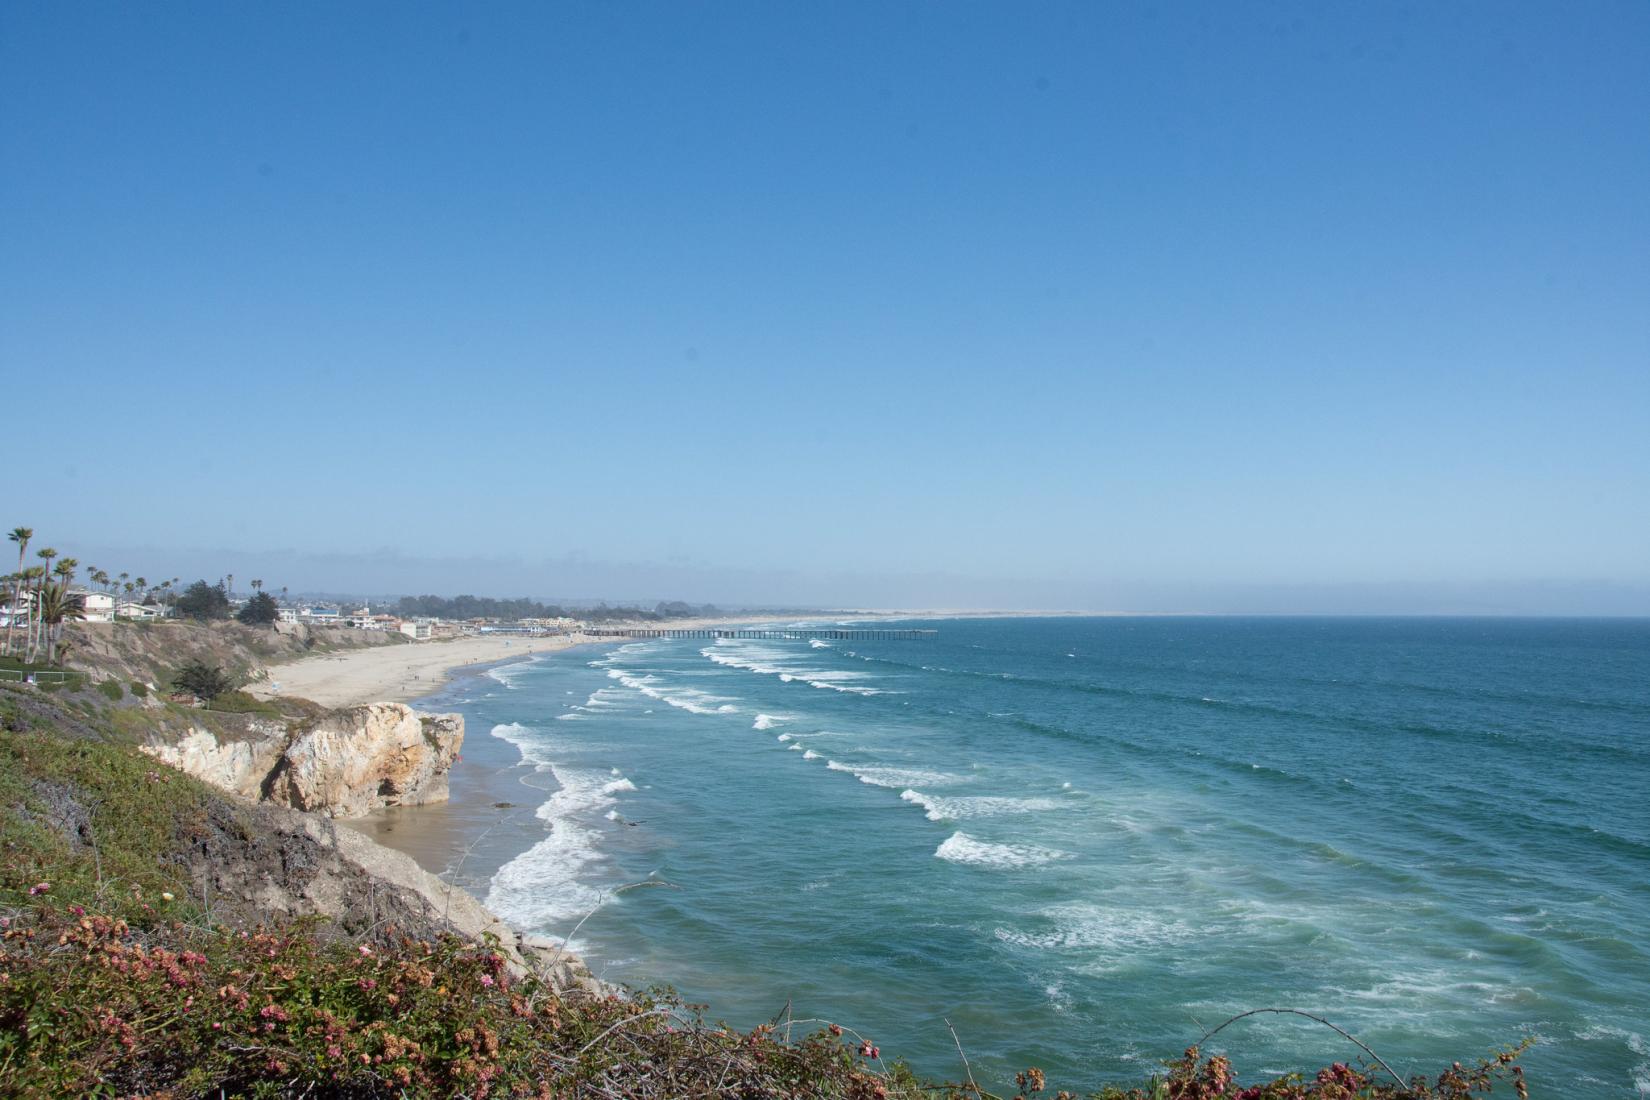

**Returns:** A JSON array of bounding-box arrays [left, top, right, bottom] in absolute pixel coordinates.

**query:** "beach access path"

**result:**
[[249, 634, 599, 708]]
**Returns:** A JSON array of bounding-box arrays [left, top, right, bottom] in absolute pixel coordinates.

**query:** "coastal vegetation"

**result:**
[[176, 579, 233, 622], [0, 681, 1533, 1099], [170, 659, 239, 702], [2, 526, 189, 668], [237, 588, 281, 625], [2, 527, 86, 667]]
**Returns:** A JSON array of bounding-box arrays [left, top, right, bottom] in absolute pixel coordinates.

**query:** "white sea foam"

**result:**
[[776, 733, 793, 742], [802, 749, 821, 760], [1577, 1026, 1650, 1094], [752, 713, 791, 731], [900, 790, 1060, 821], [486, 761, 635, 930], [809, 639, 832, 648], [994, 904, 1197, 951], [935, 832, 1071, 868], [559, 686, 632, 720], [824, 761, 968, 789], [788, 743, 803, 751], [489, 722, 566, 770], [606, 668, 739, 715], [485, 656, 543, 689], [701, 641, 888, 694]]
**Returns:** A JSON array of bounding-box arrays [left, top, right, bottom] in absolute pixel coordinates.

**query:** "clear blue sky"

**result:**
[[4, 3, 1647, 611]]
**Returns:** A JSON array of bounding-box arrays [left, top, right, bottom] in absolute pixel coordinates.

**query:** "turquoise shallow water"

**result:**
[[425, 617, 1650, 1096]]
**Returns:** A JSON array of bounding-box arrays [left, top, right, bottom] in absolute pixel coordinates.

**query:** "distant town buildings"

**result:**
[[63, 590, 170, 624], [55, 593, 582, 641]]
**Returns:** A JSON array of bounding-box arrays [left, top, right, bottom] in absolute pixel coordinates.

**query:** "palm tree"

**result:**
[[53, 559, 77, 620], [30, 550, 57, 661], [1, 573, 15, 648], [251, 579, 263, 593], [21, 566, 46, 663], [5, 527, 31, 657], [36, 582, 86, 665]]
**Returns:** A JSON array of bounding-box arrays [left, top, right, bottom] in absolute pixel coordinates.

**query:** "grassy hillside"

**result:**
[[62, 619, 406, 692], [0, 684, 1528, 1099]]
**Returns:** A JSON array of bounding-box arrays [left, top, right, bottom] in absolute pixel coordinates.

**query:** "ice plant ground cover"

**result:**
[[0, 903, 1531, 1099]]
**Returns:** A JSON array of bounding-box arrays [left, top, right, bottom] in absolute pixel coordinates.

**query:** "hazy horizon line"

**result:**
[[39, 538, 1650, 618]]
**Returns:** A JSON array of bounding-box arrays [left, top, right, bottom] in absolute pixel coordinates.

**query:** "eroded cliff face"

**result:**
[[269, 704, 464, 816], [142, 702, 463, 818]]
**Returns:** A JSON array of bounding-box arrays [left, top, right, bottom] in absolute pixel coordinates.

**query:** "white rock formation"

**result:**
[[142, 702, 463, 818]]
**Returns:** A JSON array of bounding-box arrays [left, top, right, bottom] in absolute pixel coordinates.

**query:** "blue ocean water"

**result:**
[[433, 618, 1649, 1096]]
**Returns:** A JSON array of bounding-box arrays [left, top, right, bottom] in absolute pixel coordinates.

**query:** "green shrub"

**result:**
[[170, 661, 236, 701], [128, 681, 148, 698], [96, 680, 124, 702], [205, 689, 280, 716]]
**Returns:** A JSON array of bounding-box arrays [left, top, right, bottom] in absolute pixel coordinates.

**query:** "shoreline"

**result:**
[[251, 612, 871, 710], [313, 615, 811, 953], [250, 633, 609, 709]]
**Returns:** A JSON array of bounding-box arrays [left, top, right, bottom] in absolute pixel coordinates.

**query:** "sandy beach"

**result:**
[[253, 614, 812, 709], [251, 633, 606, 708]]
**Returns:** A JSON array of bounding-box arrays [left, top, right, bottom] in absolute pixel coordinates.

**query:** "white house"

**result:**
[[399, 620, 432, 641], [116, 601, 164, 620], [76, 591, 116, 624]]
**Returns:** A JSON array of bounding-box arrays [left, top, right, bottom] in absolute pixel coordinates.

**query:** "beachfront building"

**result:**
[[116, 601, 165, 620], [76, 591, 116, 623], [276, 605, 346, 625], [398, 620, 433, 641], [520, 616, 579, 633]]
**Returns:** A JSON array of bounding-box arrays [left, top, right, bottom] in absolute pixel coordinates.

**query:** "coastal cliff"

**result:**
[[1, 684, 593, 988], [141, 701, 464, 818], [64, 618, 404, 690]]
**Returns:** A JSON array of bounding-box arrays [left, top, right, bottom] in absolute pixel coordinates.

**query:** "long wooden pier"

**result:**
[[582, 627, 936, 641]]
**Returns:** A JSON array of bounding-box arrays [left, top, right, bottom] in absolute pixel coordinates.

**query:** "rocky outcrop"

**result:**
[[268, 704, 463, 816], [142, 723, 290, 801], [142, 702, 463, 818]]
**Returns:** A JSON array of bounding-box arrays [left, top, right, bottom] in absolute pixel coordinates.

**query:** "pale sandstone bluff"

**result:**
[[142, 702, 464, 818]]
